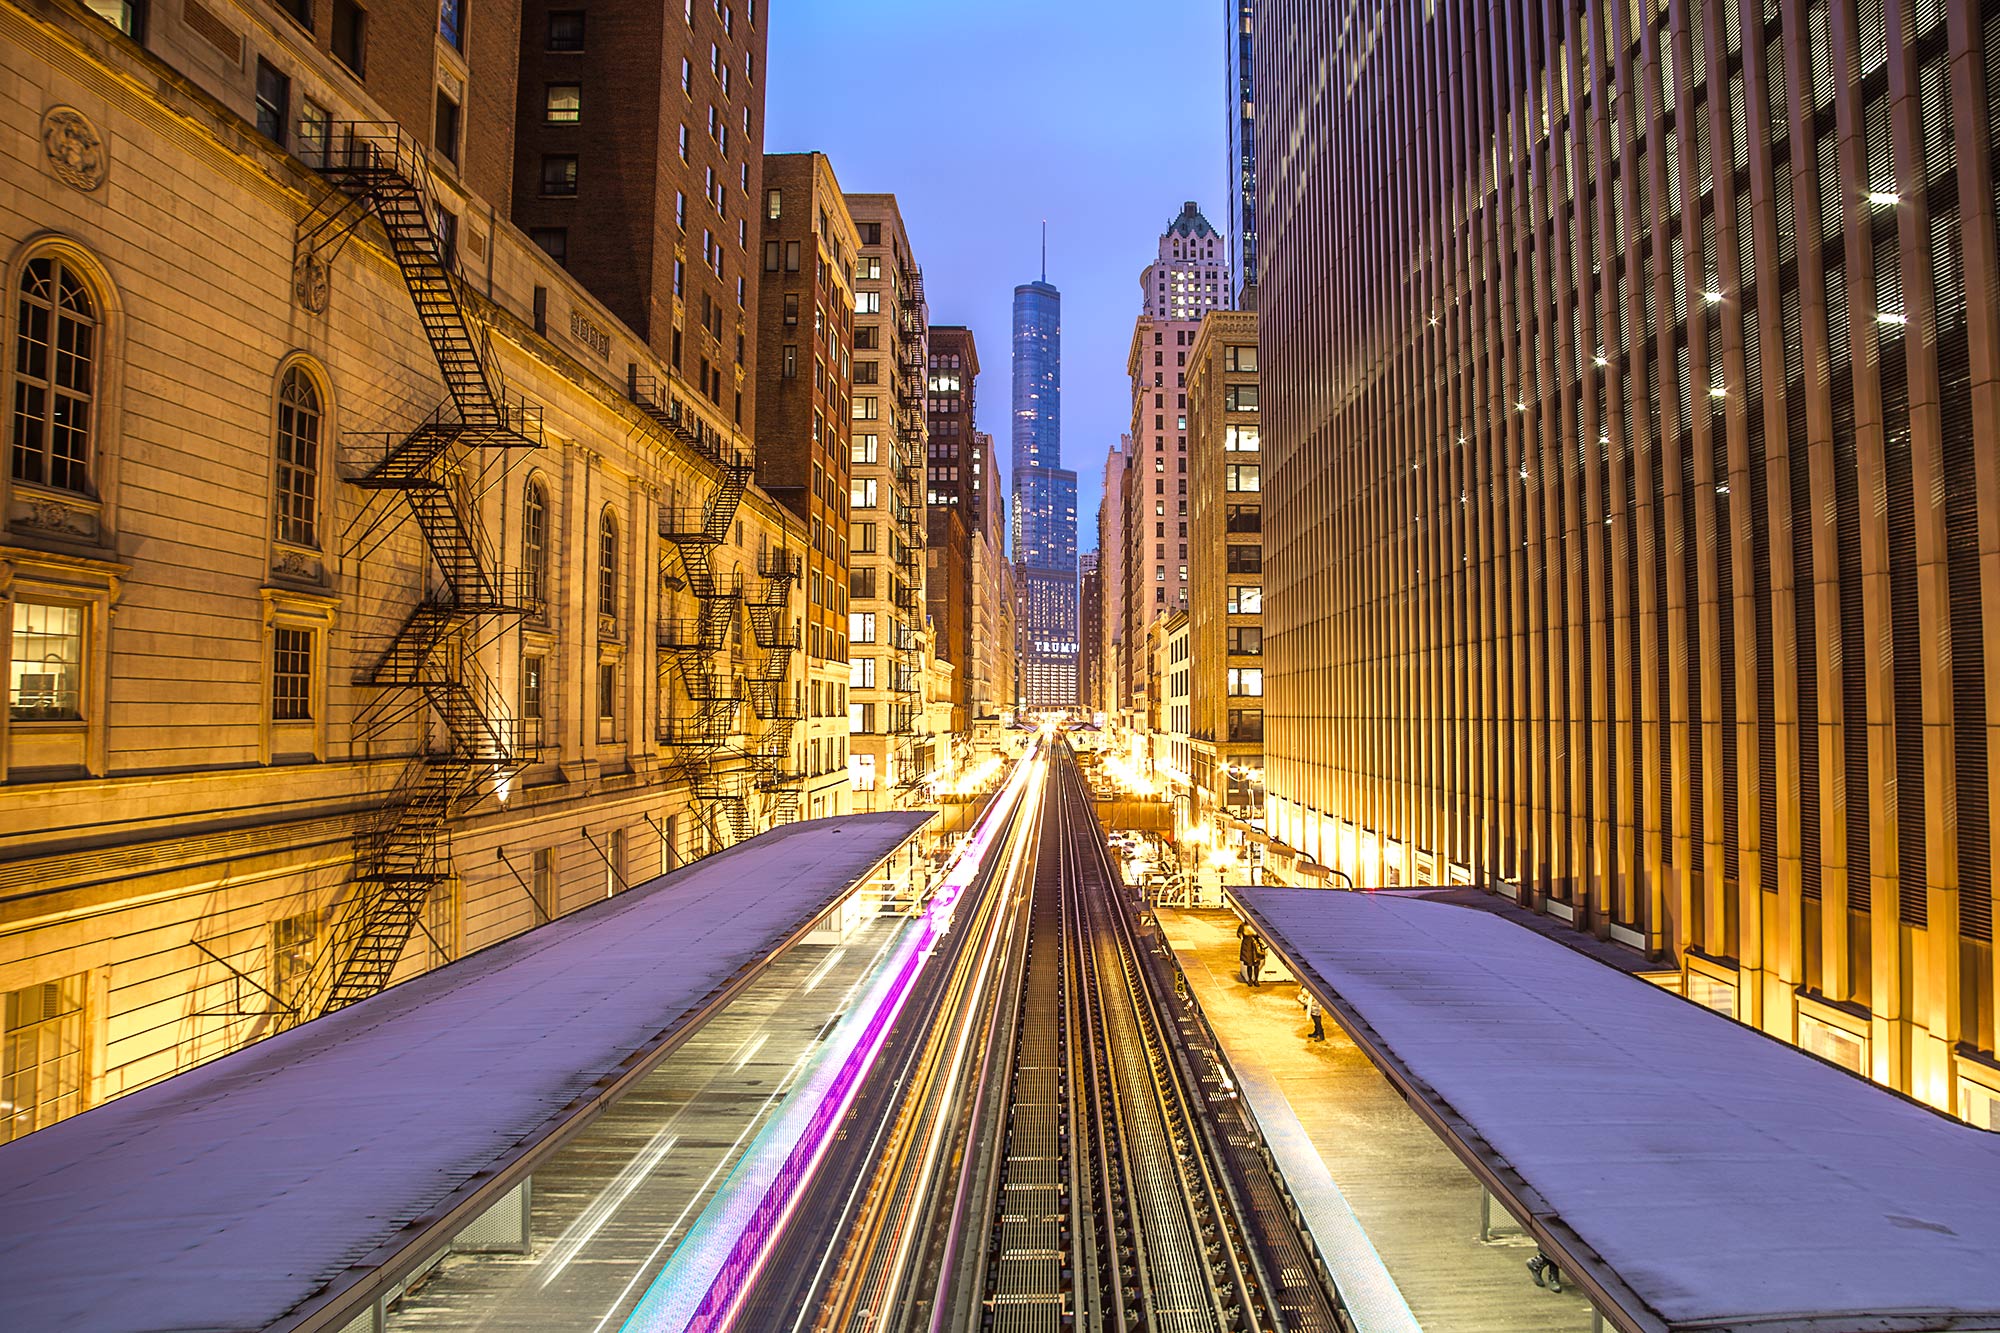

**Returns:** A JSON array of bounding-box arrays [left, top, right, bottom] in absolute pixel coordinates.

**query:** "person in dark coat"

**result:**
[[1240, 927, 1265, 986]]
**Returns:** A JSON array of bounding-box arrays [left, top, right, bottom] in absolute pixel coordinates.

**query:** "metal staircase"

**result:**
[[296, 122, 541, 1019], [658, 458, 757, 847], [745, 549, 805, 823]]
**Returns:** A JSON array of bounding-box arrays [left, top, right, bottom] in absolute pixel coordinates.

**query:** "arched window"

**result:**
[[598, 508, 618, 617], [12, 255, 98, 493], [522, 478, 548, 608], [274, 365, 322, 547]]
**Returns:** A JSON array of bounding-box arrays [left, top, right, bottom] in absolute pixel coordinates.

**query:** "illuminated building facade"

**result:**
[[1011, 277, 1077, 707], [1258, 0, 2000, 1117]]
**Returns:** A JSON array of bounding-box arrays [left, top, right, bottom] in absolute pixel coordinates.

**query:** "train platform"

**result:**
[[1231, 888, 2000, 1333], [0, 811, 932, 1333], [1156, 907, 1597, 1333]]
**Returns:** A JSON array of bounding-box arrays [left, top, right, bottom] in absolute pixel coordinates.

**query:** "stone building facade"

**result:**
[[0, 0, 802, 1137]]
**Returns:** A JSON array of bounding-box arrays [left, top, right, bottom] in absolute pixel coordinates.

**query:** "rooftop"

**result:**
[[1239, 887, 2000, 1333], [0, 812, 931, 1333]]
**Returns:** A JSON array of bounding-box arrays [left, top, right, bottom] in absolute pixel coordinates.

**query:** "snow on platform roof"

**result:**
[[0, 810, 930, 1333], [1239, 888, 2000, 1333]]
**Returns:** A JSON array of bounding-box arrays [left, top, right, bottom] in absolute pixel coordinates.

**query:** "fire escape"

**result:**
[[744, 549, 804, 824], [296, 123, 542, 1017], [632, 365, 757, 850], [890, 263, 929, 802]]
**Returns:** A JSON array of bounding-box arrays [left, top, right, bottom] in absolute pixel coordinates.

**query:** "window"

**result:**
[[521, 653, 544, 720], [860, 222, 881, 245], [1224, 424, 1259, 452], [274, 366, 322, 548], [11, 255, 96, 494], [1225, 344, 1258, 372], [1225, 463, 1261, 492], [433, 90, 459, 165], [766, 188, 781, 219], [270, 915, 318, 1013], [850, 478, 877, 508], [853, 396, 879, 420], [1227, 708, 1263, 744], [530, 847, 553, 917], [855, 255, 881, 281], [331, 0, 365, 74], [9, 602, 83, 721], [1228, 625, 1262, 655], [598, 661, 616, 720], [86, 0, 146, 37], [529, 227, 567, 267], [1228, 584, 1262, 615], [850, 611, 877, 643], [783, 292, 798, 325], [856, 290, 880, 314], [763, 240, 779, 271], [781, 345, 797, 378], [1227, 667, 1263, 696], [438, 0, 463, 49], [785, 240, 800, 271], [853, 433, 878, 464], [597, 509, 618, 616], [2, 976, 86, 1143], [1225, 384, 1259, 412], [272, 626, 313, 720], [678, 124, 689, 161], [254, 59, 288, 146], [540, 155, 577, 196], [850, 656, 875, 688], [852, 521, 876, 553], [547, 9, 582, 49], [545, 83, 580, 123], [1227, 544, 1262, 573], [298, 98, 330, 166], [522, 479, 549, 607]]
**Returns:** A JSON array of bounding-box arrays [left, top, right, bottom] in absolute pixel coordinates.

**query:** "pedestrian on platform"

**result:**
[[1239, 925, 1261, 986], [1302, 989, 1324, 1041]]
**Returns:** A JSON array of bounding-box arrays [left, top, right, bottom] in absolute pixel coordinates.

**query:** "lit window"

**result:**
[[438, 0, 463, 49], [545, 84, 580, 123], [2, 975, 86, 1142], [522, 479, 549, 608], [9, 602, 83, 722], [598, 509, 618, 616]]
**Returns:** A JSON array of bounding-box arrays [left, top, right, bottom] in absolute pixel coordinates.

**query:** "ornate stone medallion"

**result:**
[[293, 249, 331, 313], [41, 106, 106, 192]]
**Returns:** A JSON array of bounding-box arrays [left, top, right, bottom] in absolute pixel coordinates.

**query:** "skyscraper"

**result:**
[[1117, 203, 1229, 713], [1256, 0, 2000, 1116], [1224, 0, 1257, 300], [1012, 269, 1079, 707]]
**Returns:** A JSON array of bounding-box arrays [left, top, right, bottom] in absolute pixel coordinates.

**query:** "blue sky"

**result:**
[[765, 1, 1228, 554]]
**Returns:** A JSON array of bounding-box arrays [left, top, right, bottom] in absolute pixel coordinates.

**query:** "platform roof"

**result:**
[[1239, 888, 2000, 1333], [0, 811, 930, 1333]]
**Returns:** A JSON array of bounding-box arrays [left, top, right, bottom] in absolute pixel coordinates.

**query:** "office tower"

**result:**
[[1078, 551, 1102, 712], [1257, 0, 2000, 1116], [1141, 200, 1229, 321], [1012, 271, 1078, 707], [925, 327, 981, 517], [843, 195, 929, 805], [1122, 202, 1230, 713], [1187, 308, 1263, 829], [515, 0, 768, 430], [1100, 440, 1129, 720], [1225, 0, 1257, 300], [754, 152, 858, 820]]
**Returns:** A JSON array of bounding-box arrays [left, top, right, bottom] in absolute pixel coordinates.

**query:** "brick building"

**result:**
[[513, 0, 766, 435], [753, 151, 856, 819]]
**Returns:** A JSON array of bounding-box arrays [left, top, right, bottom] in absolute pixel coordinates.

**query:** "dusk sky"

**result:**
[[765, 1, 1228, 555]]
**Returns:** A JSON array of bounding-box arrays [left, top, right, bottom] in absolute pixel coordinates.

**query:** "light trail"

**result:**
[[538, 1126, 680, 1285], [615, 750, 1043, 1333], [801, 947, 847, 995], [730, 1034, 768, 1072]]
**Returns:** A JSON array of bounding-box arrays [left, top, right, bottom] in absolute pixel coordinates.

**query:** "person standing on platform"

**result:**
[[1238, 923, 1261, 986], [1301, 988, 1324, 1041]]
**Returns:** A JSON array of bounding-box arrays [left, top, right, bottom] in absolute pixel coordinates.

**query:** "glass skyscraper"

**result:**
[[1011, 277, 1078, 706], [1225, 0, 1256, 298]]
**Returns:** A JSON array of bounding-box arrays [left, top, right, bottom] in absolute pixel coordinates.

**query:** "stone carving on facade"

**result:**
[[17, 497, 95, 539], [292, 250, 330, 314], [41, 106, 106, 192]]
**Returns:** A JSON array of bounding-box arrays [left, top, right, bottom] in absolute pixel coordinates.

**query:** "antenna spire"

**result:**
[[1041, 219, 1047, 283]]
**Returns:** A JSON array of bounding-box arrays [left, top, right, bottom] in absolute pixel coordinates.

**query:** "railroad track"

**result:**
[[973, 741, 1346, 1333]]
